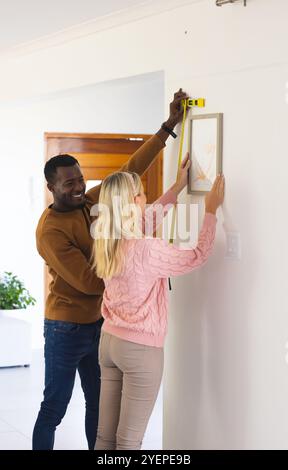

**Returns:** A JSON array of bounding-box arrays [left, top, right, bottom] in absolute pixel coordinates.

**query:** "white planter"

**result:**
[[0, 309, 32, 367]]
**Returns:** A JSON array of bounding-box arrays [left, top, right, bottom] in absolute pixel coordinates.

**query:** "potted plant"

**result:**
[[0, 272, 36, 311], [0, 272, 36, 367]]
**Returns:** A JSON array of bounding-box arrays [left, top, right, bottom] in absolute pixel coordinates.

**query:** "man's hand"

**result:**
[[156, 88, 189, 144], [171, 152, 191, 195], [165, 88, 189, 129]]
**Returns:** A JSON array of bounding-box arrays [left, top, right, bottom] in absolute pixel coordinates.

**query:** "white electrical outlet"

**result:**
[[225, 231, 241, 259]]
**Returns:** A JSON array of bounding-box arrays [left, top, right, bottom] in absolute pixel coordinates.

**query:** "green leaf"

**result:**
[[0, 272, 36, 310]]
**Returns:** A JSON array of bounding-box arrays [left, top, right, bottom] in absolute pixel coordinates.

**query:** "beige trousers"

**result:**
[[95, 331, 164, 450]]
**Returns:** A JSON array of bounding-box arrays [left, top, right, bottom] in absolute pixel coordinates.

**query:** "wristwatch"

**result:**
[[161, 123, 177, 139]]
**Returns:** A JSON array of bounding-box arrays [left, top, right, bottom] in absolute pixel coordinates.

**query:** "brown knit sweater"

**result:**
[[36, 135, 165, 323]]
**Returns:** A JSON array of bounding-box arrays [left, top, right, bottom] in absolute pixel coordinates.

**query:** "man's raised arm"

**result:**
[[86, 89, 188, 202], [120, 88, 188, 176]]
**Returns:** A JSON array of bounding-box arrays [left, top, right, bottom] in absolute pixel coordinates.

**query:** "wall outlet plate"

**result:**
[[225, 231, 241, 260]]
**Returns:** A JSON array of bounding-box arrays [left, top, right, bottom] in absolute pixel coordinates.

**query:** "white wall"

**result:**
[[0, 72, 164, 348], [1, 0, 288, 449], [163, 1, 288, 450]]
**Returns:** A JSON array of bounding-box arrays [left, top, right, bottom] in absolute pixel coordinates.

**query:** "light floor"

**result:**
[[0, 350, 162, 450]]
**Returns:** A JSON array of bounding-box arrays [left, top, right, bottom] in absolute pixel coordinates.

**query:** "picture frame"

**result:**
[[188, 113, 223, 194]]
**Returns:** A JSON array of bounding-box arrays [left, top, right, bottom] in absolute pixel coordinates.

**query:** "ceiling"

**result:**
[[0, 0, 151, 52]]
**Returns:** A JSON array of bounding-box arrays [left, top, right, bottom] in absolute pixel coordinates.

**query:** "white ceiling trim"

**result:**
[[1, 0, 204, 59]]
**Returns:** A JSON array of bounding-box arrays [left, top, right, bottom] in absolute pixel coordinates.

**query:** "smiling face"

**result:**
[[48, 164, 86, 211]]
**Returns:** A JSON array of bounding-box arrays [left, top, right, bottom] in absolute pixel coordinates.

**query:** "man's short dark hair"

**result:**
[[44, 154, 79, 183]]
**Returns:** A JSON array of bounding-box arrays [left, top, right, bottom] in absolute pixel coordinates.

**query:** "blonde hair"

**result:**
[[91, 171, 143, 279]]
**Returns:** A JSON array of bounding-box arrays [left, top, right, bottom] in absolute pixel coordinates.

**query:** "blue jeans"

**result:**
[[32, 318, 103, 450]]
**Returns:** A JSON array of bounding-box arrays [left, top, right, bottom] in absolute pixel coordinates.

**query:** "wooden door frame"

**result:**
[[44, 132, 163, 205]]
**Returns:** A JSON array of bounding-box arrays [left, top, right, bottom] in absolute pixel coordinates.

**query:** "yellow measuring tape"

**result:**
[[168, 97, 205, 244], [168, 97, 205, 291], [169, 99, 187, 244]]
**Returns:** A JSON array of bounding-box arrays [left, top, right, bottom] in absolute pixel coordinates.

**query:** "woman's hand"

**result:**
[[205, 174, 225, 215]]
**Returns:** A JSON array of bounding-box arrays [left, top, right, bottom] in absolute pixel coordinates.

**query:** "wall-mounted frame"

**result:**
[[188, 113, 223, 194]]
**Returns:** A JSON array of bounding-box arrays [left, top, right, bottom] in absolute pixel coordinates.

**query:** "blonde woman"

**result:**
[[92, 155, 225, 450]]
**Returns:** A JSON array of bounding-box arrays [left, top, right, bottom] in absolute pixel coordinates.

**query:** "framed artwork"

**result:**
[[188, 113, 223, 194]]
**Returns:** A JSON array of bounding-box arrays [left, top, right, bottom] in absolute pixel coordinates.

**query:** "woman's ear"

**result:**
[[134, 194, 141, 205]]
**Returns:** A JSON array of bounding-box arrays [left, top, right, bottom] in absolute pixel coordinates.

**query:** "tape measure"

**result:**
[[185, 98, 205, 108], [167, 96, 205, 290]]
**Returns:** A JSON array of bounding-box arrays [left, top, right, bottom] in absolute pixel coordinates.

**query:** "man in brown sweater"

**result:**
[[32, 89, 188, 450]]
